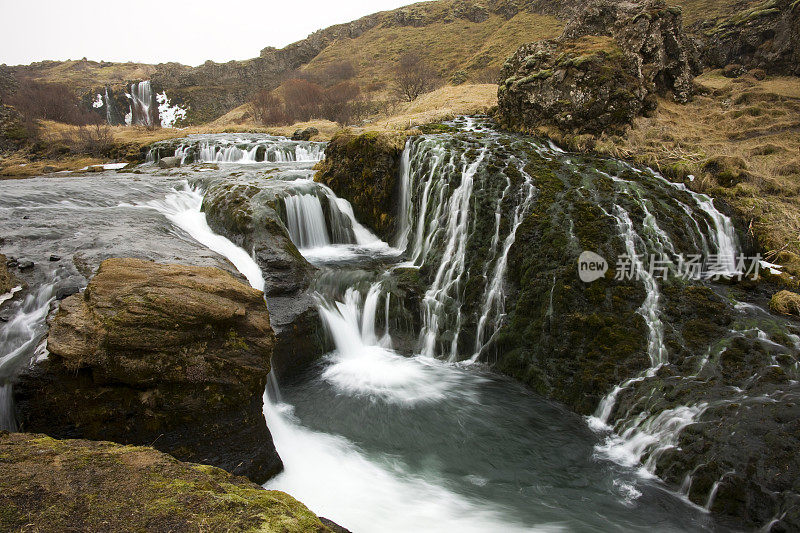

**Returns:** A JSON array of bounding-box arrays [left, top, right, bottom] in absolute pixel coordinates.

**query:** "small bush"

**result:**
[[7, 79, 101, 126]]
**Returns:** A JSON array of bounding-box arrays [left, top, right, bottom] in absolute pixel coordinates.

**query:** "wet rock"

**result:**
[[770, 290, 800, 316], [291, 127, 319, 141], [497, 0, 698, 134], [16, 260, 34, 271], [199, 178, 328, 379], [158, 156, 181, 169], [14, 258, 283, 483], [0, 432, 335, 533], [49, 254, 61, 262], [315, 131, 407, 241]]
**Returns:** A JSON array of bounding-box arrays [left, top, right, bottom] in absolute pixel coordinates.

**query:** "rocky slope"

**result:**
[[14, 258, 282, 483], [0, 432, 336, 533]]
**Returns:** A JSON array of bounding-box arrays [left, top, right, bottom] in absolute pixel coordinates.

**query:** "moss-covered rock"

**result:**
[[14, 258, 282, 484], [0, 105, 30, 152], [497, 0, 698, 134], [315, 131, 407, 242], [0, 432, 336, 533]]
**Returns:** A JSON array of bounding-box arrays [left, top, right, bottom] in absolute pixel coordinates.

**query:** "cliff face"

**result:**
[[685, 0, 800, 75]]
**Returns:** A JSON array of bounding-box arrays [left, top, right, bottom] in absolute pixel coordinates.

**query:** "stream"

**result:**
[[3, 122, 788, 531]]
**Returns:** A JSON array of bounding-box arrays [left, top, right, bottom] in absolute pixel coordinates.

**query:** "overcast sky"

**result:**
[[0, 0, 421, 66]]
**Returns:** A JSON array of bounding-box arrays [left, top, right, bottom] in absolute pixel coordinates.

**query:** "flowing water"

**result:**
[[0, 122, 767, 531]]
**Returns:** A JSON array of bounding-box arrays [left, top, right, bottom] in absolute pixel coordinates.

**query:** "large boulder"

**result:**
[[0, 432, 336, 532], [14, 258, 283, 483], [498, 0, 698, 134], [315, 131, 407, 242]]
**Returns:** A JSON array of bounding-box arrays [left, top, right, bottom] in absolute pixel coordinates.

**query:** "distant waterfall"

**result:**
[[147, 135, 326, 164], [129, 81, 158, 127]]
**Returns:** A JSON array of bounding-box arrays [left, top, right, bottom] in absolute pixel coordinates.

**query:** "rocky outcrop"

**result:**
[[691, 0, 800, 76], [199, 178, 327, 380], [0, 432, 336, 533], [14, 258, 282, 483], [0, 104, 29, 153], [498, 0, 698, 134], [315, 132, 407, 242]]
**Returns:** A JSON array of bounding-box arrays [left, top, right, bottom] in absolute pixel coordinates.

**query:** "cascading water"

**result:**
[[128, 80, 157, 127], [147, 134, 326, 164], [3, 119, 792, 530], [284, 194, 332, 249]]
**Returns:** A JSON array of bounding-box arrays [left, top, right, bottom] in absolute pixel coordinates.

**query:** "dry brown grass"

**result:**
[[545, 70, 800, 272], [301, 12, 561, 93]]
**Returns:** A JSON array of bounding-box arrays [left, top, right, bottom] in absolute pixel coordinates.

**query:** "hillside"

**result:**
[[1, 0, 795, 127]]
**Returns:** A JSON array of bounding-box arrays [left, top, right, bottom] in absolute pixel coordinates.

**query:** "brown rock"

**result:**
[[14, 258, 283, 483]]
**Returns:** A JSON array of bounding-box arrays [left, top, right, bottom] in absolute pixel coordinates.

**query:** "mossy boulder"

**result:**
[[770, 290, 800, 316], [696, 0, 800, 76], [315, 131, 407, 242], [0, 432, 337, 533], [14, 258, 282, 483], [498, 0, 698, 134]]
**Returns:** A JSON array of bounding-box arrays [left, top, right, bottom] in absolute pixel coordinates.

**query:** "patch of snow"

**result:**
[[157, 91, 187, 128]]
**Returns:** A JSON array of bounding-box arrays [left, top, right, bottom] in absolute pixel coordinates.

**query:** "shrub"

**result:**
[[393, 53, 439, 102], [7, 79, 101, 126]]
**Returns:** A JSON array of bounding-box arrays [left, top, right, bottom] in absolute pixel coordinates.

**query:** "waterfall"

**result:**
[[129, 81, 157, 127], [149, 137, 326, 165], [419, 148, 486, 360], [0, 278, 61, 431], [394, 141, 412, 250], [104, 87, 113, 125], [143, 184, 265, 292], [144, 182, 538, 533], [284, 194, 332, 249], [471, 161, 537, 360]]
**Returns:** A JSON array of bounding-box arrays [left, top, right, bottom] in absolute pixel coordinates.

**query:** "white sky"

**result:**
[[0, 0, 422, 66]]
